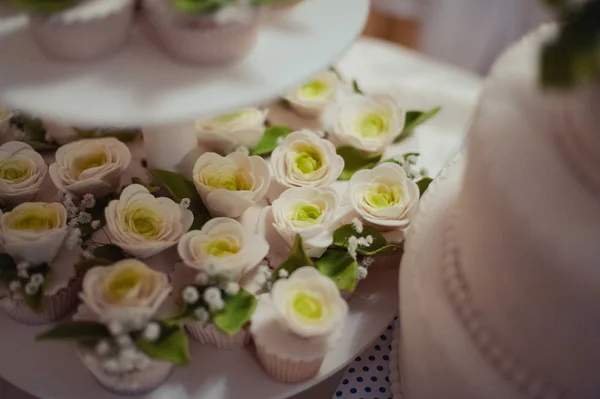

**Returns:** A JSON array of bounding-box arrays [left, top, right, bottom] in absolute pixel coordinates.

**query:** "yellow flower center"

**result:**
[[204, 237, 241, 258], [7, 207, 60, 231], [291, 204, 322, 225], [294, 150, 323, 175], [357, 112, 390, 138], [74, 150, 108, 177], [204, 168, 252, 192], [213, 110, 248, 124], [104, 265, 148, 303], [292, 292, 323, 321], [299, 79, 329, 98], [365, 184, 402, 209], [125, 205, 163, 239], [0, 158, 31, 183]]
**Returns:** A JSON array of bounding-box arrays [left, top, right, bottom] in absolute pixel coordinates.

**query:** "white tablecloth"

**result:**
[[0, 37, 482, 399]]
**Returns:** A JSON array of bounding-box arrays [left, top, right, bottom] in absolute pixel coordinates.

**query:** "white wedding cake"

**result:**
[[399, 24, 600, 399]]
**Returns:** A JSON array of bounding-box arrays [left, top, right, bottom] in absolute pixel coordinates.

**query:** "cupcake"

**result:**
[[174, 217, 268, 349], [251, 267, 348, 382], [142, 0, 263, 65], [24, 0, 135, 62], [0, 202, 81, 324], [39, 259, 190, 395]]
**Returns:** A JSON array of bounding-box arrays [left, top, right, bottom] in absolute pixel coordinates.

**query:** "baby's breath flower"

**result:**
[[77, 211, 92, 225], [224, 281, 240, 296], [17, 269, 29, 279], [24, 282, 38, 295], [357, 266, 368, 280], [196, 272, 209, 285], [95, 340, 111, 356], [108, 320, 124, 336], [182, 286, 200, 304], [277, 269, 289, 279], [351, 217, 364, 234], [194, 307, 210, 324], [180, 198, 191, 209], [142, 322, 161, 342], [102, 359, 120, 374], [116, 334, 133, 348], [66, 228, 82, 250], [9, 280, 21, 292], [347, 236, 358, 259], [204, 287, 224, 311], [419, 167, 429, 177], [30, 273, 44, 286], [362, 257, 375, 268], [16, 262, 30, 271], [81, 193, 96, 209]]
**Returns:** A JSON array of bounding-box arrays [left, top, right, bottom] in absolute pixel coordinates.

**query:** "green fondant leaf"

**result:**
[[23, 140, 58, 152], [316, 248, 358, 293], [6, 0, 78, 13], [150, 169, 211, 230], [136, 324, 190, 366], [37, 322, 110, 341], [213, 289, 257, 335], [75, 244, 126, 272], [0, 254, 17, 272], [75, 128, 141, 143], [333, 224, 394, 256], [416, 177, 433, 197], [273, 235, 315, 282], [21, 263, 50, 314], [250, 126, 294, 157], [336, 146, 382, 181], [394, 107, 442, 143], [132, 177, 160, 194]]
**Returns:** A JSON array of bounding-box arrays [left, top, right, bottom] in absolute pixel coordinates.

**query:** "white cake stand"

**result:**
[[0, 259, 399, 399], [0, 0, 369, 127]]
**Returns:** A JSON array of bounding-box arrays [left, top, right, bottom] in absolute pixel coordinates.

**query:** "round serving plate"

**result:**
[[0, 261, 398, 399], [0, 0, 369, 127]]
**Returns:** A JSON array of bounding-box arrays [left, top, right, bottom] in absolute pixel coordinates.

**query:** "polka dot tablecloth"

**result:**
[[332, 319, 396, 399]]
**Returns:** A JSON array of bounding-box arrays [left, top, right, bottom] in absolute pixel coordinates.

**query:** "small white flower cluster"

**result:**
[[256, 264, 273, 291], [66, 228, 82, 250], [11, 262, 46, 297], [204, 287, 225, 311], [222, 281, 240, 296], [60, 193, 100, 236], [347, 235, 373, 259], [98, 319, 158, 373], [351, 217, 364, 234], [393, 154, 429, 181], [277, 269, 289, 279], [233, 145, 250, 155], [357, 266, 369, 280], [180, 197, 191, 209]]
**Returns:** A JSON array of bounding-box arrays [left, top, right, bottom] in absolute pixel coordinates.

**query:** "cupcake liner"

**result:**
[[142, 0, 262, 65], [186, 322, 251, 350], [30, 0, 135, 62], [0, 276, 81, 325], [78, 350, 173, 395], [255, 342, 323, 383]]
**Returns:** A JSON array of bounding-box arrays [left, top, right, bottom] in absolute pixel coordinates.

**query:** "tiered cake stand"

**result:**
[[0, 1, 408, 399]]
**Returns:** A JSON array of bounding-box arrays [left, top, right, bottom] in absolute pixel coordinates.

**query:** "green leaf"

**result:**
[[6, 0, 78, 13], [77, 195, 110, 239], [23, 289, 43, 314], [336, 146, 382, 181], [163, 305, 198, 327], [23, 140, 58, 152], [250, 126, 294, 156], [333, 224, 394, 256], [273, 235, 315, 282], [394, 107, 442, 143], [416, 177, 433, 197], [315, 248, 358, 293], [150, 169, 211, 230], [37, 322, 110, 341], [0, 254, 17, 272], [136, 325, 190, 365], [75, 244, 126, 272], [75, 128, 141, 143], [132, 177, 160, 194], [213, 289, 257, 335], [352, 79, 364, 95]]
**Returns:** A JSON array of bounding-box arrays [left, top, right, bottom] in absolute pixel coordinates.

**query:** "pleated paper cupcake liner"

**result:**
[[0, 277, 81, 325], [186, 322, 251, 350], [79, 351, 173, 396], [255, 342, 324, 383], [142, 0, 262, 65], [30, 0, 135, 62]]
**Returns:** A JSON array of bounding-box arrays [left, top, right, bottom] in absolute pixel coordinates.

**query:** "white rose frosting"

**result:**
[[49, 138, 132, 198], [105, 184, 194, 259], [250, 267, 348, 361], [323, 94, 405, 153], [193, 152, 271, 218], [177, 217, 268, 281], [258, 186, 340, 259], [81, 259, 172, 324], [285, 71, 341, 119], [348, 163, 419, 234], [269, 130, 344, 199], [195, 108, 268, 152], [0, 142, 48, 205], [0, 202, 68, 264]]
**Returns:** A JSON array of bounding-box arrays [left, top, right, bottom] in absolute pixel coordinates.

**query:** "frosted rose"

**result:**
[[193, 152, 271, 218], [81, 259, 171, 323], [269, 130, 344, 199], [323, 94, 405, 153], [0, 142, 48, 205], [348, 163, 419, 232], [285, 71, 341, 119], [259, 186, 339, 259], [177, 217, 268, 281], [0, 202, 67, 264], [196, 108, 268, 152], [271, 267, 347, 338], [49, 138, 132, 198], [105, 184, 194, 258]]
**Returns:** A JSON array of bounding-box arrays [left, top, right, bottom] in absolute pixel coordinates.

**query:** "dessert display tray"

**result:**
[[0, 0, 369, 127], [0, 261, 398, 399]]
